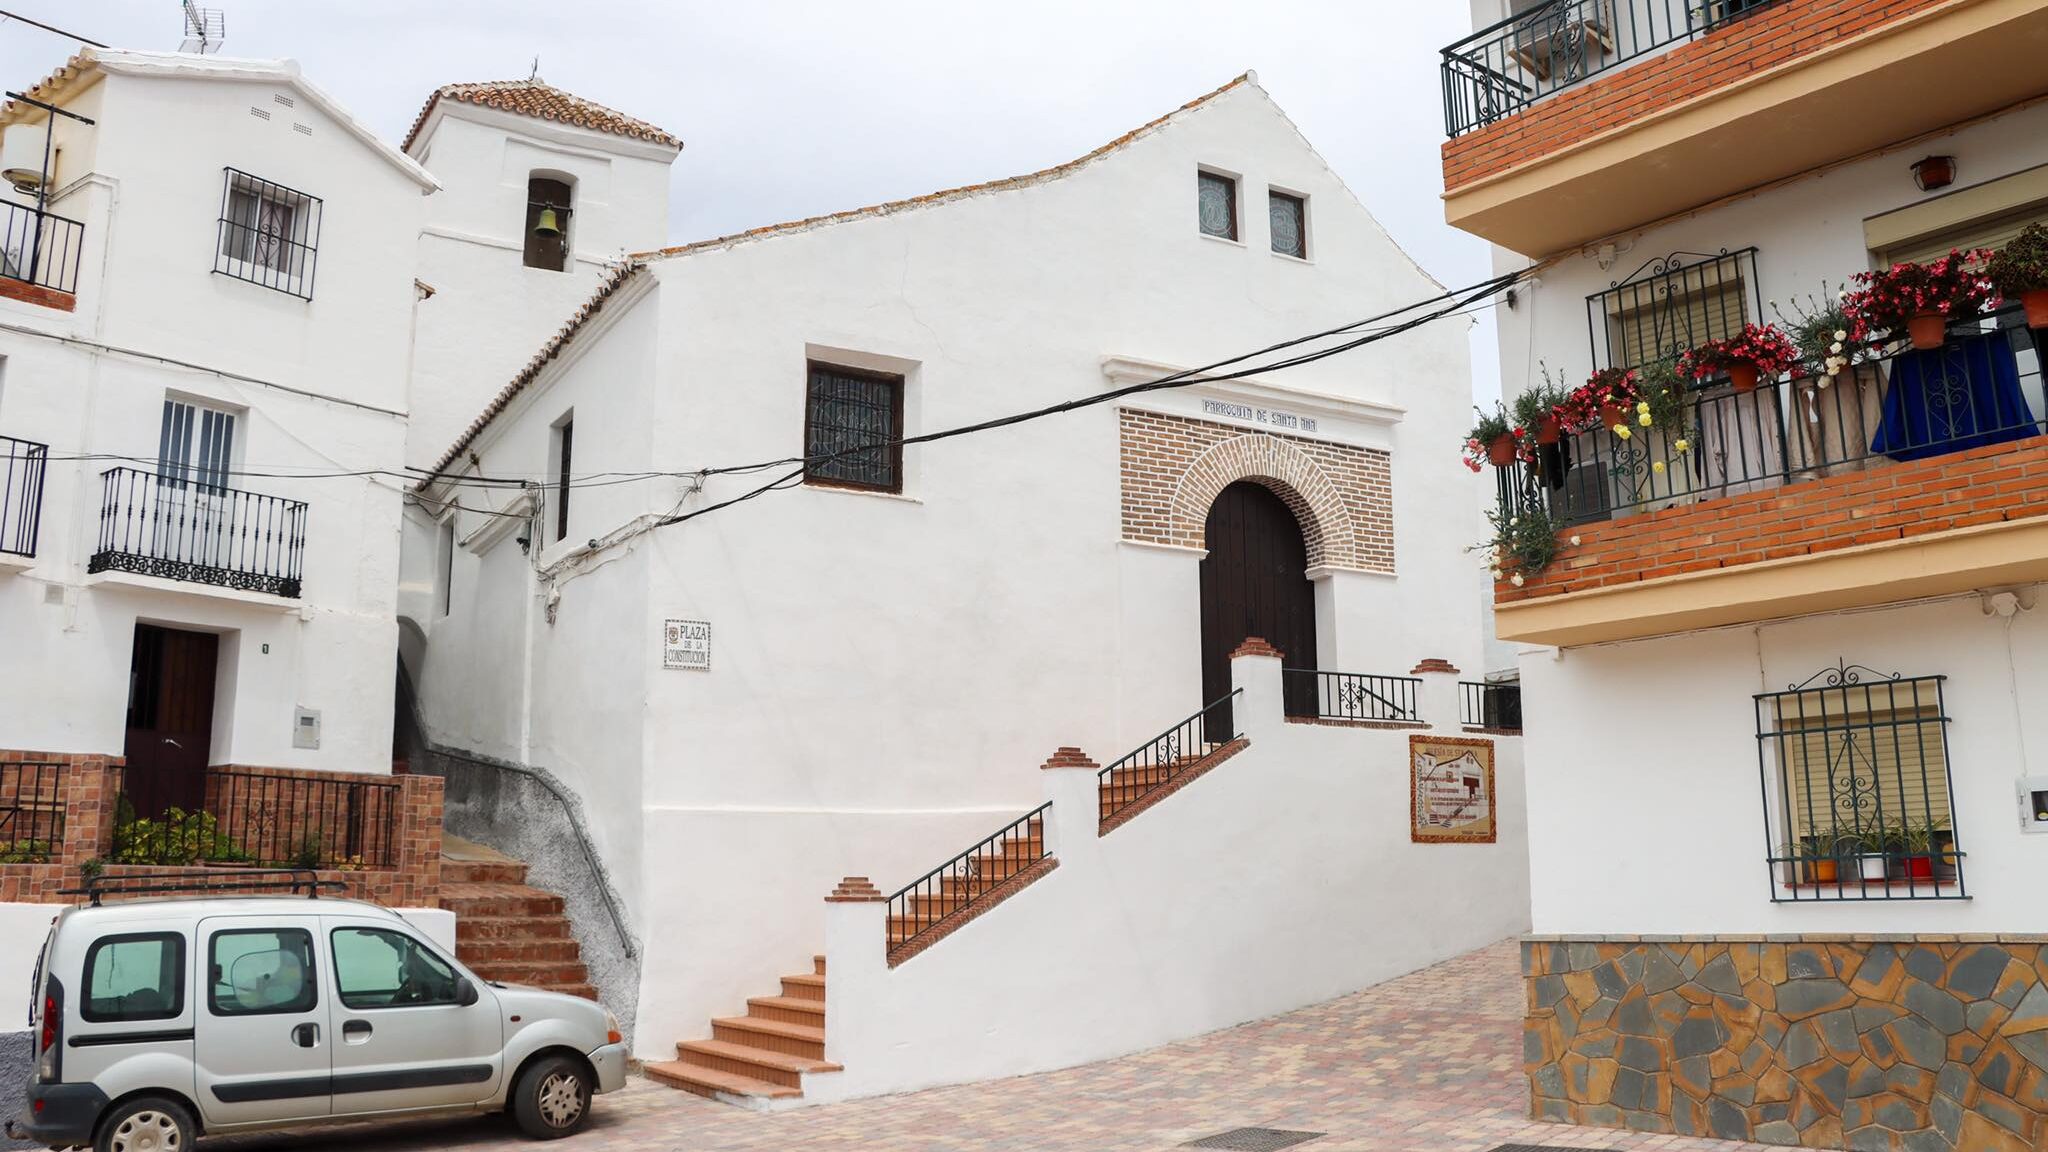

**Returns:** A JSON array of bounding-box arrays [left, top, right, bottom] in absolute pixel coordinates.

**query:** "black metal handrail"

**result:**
[[1461, 681, 1524, 732], [88, 466, 309, 598], [1097, 691, 1242, 823], [1502, 306, 2046, 527], [1, 434, 48, 558], [1441, 0, 1782, 138], [886, 801, 1050, 956], [0, 761, 63, 862], [111, 766, 401, 869], [1283, 670, 1420, 723], [0, 198, 84, 295]]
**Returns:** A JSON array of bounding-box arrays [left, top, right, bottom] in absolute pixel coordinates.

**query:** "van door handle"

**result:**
[[342, 1020, 372, 1044], [290, 1022, 319, 1048]]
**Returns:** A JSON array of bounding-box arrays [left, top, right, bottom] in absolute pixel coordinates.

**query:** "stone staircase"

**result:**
[[643, 954, 841, 1102], [441, 836, 597, 1000]]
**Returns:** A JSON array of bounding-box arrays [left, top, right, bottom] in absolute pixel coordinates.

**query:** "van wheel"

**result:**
[[512, 1055, 592, 1139], [95, 1096, 195, 1152]]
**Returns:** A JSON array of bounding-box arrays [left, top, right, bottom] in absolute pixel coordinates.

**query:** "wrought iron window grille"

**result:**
[[214, 168, 322, 299], [1755, 660, 1966, 903], [0, 434, 49, 558], [803, 361, 904, 492]]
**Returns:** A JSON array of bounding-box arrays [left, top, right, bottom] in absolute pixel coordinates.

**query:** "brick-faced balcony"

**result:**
[[1493, 311, 2048, 646], [1440, 0, 2048, 257]]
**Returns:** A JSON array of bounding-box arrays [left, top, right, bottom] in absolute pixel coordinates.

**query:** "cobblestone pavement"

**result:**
[[207, 939, 1771, 1152]]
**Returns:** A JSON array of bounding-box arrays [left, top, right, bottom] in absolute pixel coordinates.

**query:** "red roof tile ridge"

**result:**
[[631, 72, 1253, 261], [402, 78, 681, 153]]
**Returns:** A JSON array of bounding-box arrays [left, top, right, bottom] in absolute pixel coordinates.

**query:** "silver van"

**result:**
[[8, 883, 626, 1150]]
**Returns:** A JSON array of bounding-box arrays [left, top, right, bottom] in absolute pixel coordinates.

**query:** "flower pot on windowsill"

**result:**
[[1486, 434, 1518, 468], [1726, 362, 1760, 393], [1804, 857, 1839, 885], [1897, 854, 1937, 881], [1907, 313, 1948, 351], [1857, 853, 1889, 882], [2023, 289, 2048, 330]]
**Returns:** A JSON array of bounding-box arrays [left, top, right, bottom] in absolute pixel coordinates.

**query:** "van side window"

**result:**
[[208, 928, 317, 1015], [331, 928, 461, 1009], [82, 933, 185, 1022]]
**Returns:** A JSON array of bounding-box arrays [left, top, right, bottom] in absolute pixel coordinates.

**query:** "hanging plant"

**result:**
[[1771, 285, 1870, 381], [1842, 249, 1996, 350], [1511, 373, 1571, 446], [1677, 323, 1801, 392], [1560, 368, 1640, 435], [1462, 402, 1522, 472], [1636, 357, 1693, 453], [1474, 502, 1562, 585]]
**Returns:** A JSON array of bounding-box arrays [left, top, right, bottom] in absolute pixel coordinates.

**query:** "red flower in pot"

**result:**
[[1678, 324, 1801, 393]]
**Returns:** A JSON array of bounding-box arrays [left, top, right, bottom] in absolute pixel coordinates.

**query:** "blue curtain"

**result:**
[[1870, 332, 2034, 461]]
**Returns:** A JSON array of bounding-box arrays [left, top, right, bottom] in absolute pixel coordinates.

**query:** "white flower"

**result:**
[[1491, 568, 1503, 579], [1510, 574, 1526, 587], [1834, 329, 1848, 341], [1829, 342, 1844, 355], [1569, 535, 1582, 546]]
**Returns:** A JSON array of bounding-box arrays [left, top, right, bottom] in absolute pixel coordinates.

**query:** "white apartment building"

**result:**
[[1444, 1, 2048, 1147], [407, 73, 1532, 1101], [0, 49, 433, 785]]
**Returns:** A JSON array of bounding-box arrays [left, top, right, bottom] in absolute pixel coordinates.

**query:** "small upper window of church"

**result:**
[[524, 175, 573, 272]]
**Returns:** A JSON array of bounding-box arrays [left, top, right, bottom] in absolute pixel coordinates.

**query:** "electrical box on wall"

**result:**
[[293, 707, 321, 750], [2021, 776, 2048, 833]]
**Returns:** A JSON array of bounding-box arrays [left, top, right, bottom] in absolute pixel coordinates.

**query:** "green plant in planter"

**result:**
[[1474, 501, 1562, 584], [77, 856, 104, 880], [110, 806, 252, 866], [1771, 285, 1864, 378], [0, 840, 52, 864], [1636, 358, 1693, 449], [287, 835, 325, 871], [1462, 402, 1521, 472], [1511, 370, 1571, 444], [1988, 223, 2048, 328]]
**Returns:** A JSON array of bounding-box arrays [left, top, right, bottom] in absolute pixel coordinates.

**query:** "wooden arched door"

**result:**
[[1198, 481, 1317, 739]]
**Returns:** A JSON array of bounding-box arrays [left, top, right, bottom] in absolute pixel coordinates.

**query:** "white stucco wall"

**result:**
[[811, 652, 1529, 1102], [0, 55, 425, 773], [1521, 594, 2048, 935], [412, 77, 1497, 1052]]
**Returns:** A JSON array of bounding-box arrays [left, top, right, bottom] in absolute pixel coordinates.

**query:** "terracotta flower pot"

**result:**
[[1807, 858, 1838, 885], [1537, 415, 1562, 445], [1598, 402, 1628, 432], [2023, 289, 2048, 330], [1907, 313, 1948, 351], [1726, 362, 1760, 393], [1485, 434, 1518, 468]]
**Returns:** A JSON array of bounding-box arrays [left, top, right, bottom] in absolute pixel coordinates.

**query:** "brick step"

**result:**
[[675, 1039, 840, 1090], [456, 915, 573, 942], [746, 995, 825, 1027], [457, 937, 583, 965], [467, 959, 590, 987], [440, 859, 528, 886], [779, 973, 825, 1002], [440, 886, 565, 918], [712, 1015, 825, 1060], [643, 1060, 801, 1101], [937, 857, 1037, 895], [813, 954, 825, 976]]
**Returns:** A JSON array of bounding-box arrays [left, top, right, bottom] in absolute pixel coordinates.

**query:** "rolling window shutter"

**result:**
[[1881, 204, 2048, 267], [1771, 690, 1952, 846], [1607, 277, 1751, 369]]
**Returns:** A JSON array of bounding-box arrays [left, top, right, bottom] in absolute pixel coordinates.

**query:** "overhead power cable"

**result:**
[[0, 8, 108, 48]]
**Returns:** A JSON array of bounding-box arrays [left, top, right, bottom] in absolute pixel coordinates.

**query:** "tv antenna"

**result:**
[[179, 1, 226, 54]]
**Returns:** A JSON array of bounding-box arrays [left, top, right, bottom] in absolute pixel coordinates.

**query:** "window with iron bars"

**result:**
[[1755, 662, 1965, 902], [803, 361, 903, 492], [215, 168, 322, 299]]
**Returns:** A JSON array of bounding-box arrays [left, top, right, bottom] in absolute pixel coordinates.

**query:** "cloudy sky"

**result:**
[[0, 1, 1494, 390]]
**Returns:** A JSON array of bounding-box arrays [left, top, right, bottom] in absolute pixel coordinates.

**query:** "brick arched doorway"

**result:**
[[1199, 480, 1317, 739]]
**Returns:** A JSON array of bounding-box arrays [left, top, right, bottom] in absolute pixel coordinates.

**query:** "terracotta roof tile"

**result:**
[[402, 79, 680, 153], [633, 72, 1252, 260], [0, 52, 95, 125], [417, 262, 646, 489]]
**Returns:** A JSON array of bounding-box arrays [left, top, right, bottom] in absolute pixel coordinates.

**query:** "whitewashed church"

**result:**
[[396, 69, 1529, 1103]]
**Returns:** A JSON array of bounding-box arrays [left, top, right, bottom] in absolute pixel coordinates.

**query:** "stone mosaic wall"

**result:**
[[1523, 935, 2048, 1152]]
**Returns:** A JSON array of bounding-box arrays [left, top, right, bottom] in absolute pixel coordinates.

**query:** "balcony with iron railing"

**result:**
[[0, 433, 47, 562], [0, 196, 84, 309], [87, 466, 308, 599], [1492, 306, 2048, 645], [1439, 0, 2048, 256]]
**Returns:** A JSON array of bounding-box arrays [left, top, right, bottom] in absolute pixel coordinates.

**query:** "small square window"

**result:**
[[1198, 171, 1238, 241], [1269, 191, 1307, 259], [214, 169, 321, 299], [804, 362, 903, 492]]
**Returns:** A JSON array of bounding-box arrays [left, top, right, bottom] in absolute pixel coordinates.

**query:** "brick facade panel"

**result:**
[[1496, 436, 2048, 603], [1119, 408, 1395, 573]]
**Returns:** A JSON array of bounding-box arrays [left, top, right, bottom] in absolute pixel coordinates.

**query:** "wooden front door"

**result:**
[[122, 624, 217, 817], [1199, 481, 1318, 740]]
